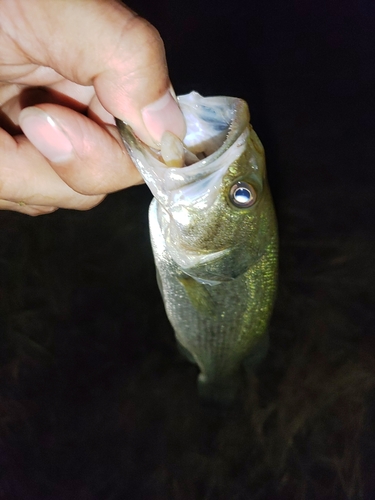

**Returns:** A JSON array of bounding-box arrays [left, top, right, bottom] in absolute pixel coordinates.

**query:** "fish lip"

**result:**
[[115, 93, 250, 209]]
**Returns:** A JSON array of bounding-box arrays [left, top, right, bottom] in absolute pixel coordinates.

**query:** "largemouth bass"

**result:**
[[116, 92, 278, 404]]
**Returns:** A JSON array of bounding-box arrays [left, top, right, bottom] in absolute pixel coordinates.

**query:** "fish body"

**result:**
[[117, 92, 278, 404]]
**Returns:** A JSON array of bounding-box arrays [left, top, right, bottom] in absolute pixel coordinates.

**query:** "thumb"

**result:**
[[3, 0, 185, 145], [92, 11, 187, 145]]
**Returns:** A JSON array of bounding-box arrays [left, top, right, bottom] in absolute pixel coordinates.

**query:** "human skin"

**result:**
[[0, 0, 185, 215]]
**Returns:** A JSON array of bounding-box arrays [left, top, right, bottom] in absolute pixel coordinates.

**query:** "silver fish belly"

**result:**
[[116, 92, 278, 404]]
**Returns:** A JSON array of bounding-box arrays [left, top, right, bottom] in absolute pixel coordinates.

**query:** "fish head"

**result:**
[[117, 92, 273, 284]]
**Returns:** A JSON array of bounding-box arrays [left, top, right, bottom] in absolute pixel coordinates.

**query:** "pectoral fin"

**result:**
[[177, 274, 216, 316]]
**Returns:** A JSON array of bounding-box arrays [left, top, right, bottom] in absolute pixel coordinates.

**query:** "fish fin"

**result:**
[[177, 275, 216, 316], [198, 373, 241, 407], [156, 269, 164, 297], [242, 333, 270, 372], [176, 339, 196, 364]]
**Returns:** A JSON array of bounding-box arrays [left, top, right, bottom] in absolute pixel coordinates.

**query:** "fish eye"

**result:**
[[229, 181, 256, 208]]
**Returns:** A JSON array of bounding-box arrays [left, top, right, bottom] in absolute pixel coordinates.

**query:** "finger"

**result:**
[[0, 199, 58, 216], [18, 104, 143, 195], [0, 127, 104, 210], [49, 81, 115, 125], [2, 0, 185, 145], [2, 83, 114, 130]]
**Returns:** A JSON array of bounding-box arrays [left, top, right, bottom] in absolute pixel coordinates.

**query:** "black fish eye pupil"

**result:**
[[229, 181, 256, 208]]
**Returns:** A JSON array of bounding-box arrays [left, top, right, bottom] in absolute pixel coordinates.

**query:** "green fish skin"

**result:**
[[116, 92, 278, 405]]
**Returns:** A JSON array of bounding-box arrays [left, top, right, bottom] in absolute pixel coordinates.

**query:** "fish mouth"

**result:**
[[116, 92, 250, 211]]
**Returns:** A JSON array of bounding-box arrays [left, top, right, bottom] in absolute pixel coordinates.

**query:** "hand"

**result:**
[[0, 0, 185, 215]]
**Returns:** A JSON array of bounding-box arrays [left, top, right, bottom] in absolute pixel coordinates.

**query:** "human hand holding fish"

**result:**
[[0, 0, 185, 215]]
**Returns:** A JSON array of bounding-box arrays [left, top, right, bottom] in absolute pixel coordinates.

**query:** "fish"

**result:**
[[116, 92, 278, 404]]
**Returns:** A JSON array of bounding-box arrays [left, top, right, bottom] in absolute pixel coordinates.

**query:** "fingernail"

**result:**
[[141, 91, 186, 144], [19, 107, 74, 163]]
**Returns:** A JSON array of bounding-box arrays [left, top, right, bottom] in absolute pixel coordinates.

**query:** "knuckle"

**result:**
[[117, 15, 165, 73], [73, 194, 105, 211], [128, 16, 163, 50]]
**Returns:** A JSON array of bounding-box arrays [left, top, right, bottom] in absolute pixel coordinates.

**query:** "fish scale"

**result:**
[[116, 92, 278, 404]]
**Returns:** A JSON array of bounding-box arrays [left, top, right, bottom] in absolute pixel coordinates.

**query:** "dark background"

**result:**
[[1, 0, 374, 498]]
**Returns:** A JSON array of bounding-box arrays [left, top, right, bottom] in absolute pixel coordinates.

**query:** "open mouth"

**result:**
[[116, 92, 250, 207], [142, 92, 248, 170]]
